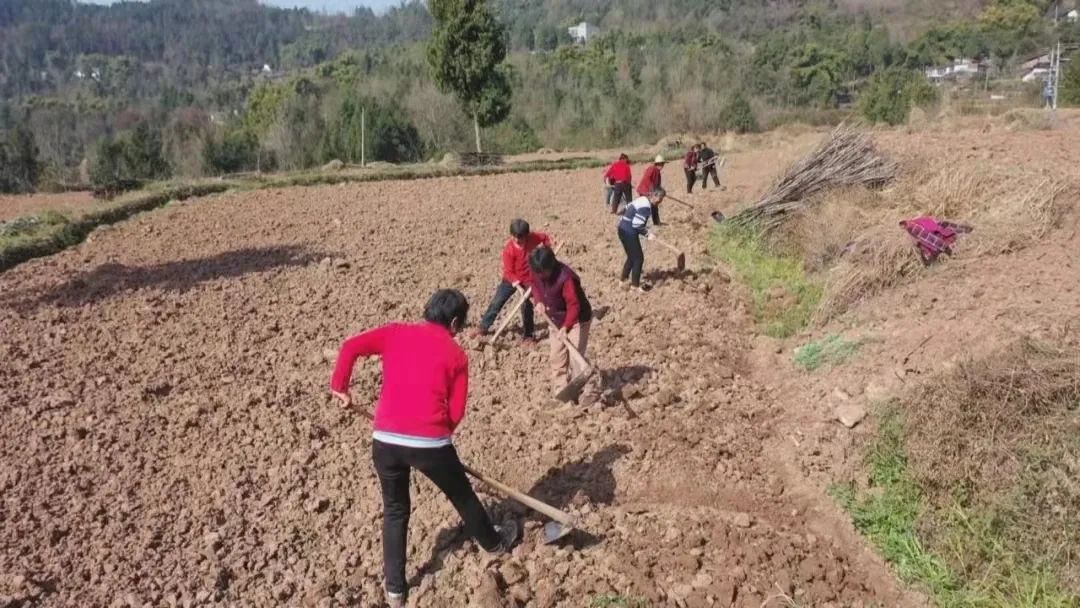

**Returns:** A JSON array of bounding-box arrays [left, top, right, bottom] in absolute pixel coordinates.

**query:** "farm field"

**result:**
[[3, 118, 1080, 607]]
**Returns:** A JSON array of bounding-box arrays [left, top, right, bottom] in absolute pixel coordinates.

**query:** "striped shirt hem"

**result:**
[[372, 430, 453, 448]]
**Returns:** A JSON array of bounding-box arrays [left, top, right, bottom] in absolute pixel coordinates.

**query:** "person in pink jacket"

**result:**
[[330, 289, 519, 608]]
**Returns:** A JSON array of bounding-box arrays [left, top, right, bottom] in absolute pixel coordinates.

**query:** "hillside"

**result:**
[[0, 0, 1076, 194]]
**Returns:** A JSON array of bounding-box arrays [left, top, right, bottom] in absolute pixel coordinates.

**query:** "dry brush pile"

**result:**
[[728, 125, 1080, 323]]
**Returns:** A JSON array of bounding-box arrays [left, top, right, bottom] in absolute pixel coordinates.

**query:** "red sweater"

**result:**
[[502, 232, 552, 284], [637, 164, 662, 195], [604, 159, 632, 184], [330, 322, 468, 438]]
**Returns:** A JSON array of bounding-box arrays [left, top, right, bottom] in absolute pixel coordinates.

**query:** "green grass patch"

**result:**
[[793, 333, 862, 371], [589, 595, 650, 608], [708, 223, 822, 338], [832, 409, 1079, 607]]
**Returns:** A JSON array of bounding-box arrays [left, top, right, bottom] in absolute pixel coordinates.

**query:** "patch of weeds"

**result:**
[[589, 595, 649, 608], [709, 223, 822, 338], [794, 334, 862, 371], [834, 408, 1079, 607]]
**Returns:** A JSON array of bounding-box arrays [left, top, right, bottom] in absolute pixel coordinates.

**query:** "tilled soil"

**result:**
[[1, 167, 913, 607]]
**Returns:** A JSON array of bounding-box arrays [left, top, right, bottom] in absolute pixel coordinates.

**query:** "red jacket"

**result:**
[[604, 159, 632, 184], [502, 232, 552, 284], [331, 322, 468, 438], [637, 164, 662, 196], [684, 149, 699, 170]]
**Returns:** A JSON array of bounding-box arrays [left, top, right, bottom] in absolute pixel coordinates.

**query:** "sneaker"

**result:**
[[486, 520, 520, 554], [634, 284, 653, 293], [520, 336, 538, 347], [386, 591, 406, 608]]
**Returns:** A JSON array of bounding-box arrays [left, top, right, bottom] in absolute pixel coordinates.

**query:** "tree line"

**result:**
[[1, 0, 1077, 195]]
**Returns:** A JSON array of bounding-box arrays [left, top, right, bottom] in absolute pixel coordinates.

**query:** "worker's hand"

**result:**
[[646, 232, 657, 241], [511, 280, 521, 290], [557, 327, 568, 340], [332, 390, 353, 410], [536, 303, 546, 318]]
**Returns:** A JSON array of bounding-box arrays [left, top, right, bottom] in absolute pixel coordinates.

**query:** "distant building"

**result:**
[[925, 58, 986, 83], [1068, 9, 1079, 22], [567, 22, 599, 44]]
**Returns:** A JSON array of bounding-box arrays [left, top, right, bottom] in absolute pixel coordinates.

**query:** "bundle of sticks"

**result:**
[[728, 125, 896, 233]]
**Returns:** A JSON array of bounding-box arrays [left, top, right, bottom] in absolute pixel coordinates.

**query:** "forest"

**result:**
[[0, 0, 1078, 194]]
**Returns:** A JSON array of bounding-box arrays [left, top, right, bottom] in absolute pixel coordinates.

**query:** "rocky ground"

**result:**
[[2, 145, 928, 608]]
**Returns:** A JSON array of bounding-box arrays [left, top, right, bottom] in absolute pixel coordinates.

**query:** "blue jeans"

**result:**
[[480, 280, 535, 336]]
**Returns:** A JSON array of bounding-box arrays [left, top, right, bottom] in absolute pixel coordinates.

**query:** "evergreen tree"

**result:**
[[427, 0, 511, 153]]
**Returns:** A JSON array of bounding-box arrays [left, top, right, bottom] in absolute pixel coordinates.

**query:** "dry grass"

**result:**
[[903, 338, 1080, 590], [802, 160, 1077, 320]]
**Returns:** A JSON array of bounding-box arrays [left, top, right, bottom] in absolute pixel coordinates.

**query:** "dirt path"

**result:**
[[1, 161, 916, 606]]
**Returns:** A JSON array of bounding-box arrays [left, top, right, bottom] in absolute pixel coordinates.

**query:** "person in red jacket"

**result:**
[[638, 154, 666, 225], [603, 153, 633, 214], [330, 289, 519, 608], [683, 144, 700, 195], [529, 247, 594, 396], [470, 219, 552, 343]]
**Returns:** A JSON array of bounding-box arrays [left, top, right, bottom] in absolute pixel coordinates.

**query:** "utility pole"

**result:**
[[361, 106, 366, 168]]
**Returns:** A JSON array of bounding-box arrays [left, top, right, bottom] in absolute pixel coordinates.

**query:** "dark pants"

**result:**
[[684, 168, 697, 194], [479, 280, 534, 336], [701, 165, 720, 188], [609, 182, 631, 213], [373, 440, 501, 595], [618, 227, 645, 286], [651, 203, 661, 225]]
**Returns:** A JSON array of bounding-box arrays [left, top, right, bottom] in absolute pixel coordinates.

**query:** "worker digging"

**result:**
[[618, 187, 666, 292], [638, 154, 666, 226], [603, 153, 634, 214], [469, 218, 552, 344], [330, 289, 521, 608], [526, 246, 595, 400]]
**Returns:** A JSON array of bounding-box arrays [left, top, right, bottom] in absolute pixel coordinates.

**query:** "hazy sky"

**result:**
[[77, 1, 401, 14]]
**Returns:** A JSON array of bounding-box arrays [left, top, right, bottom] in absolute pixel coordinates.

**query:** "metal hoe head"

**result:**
[[555, 368, 595, 403], [543, 520, 575, 544]]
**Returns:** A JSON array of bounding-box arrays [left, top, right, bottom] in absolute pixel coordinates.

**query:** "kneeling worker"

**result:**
[[330, 290, 519, 608]]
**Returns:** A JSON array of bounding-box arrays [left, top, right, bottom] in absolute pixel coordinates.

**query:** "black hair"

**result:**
[[649, 186, 666, 198], [424, 289, 469, 329], [618, 153, 629, 161], [510, 219, 530, 238], [529, 246, 558, 276]]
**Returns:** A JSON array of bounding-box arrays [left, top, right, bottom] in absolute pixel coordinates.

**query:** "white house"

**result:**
[[1068, 9, 1079, 23], [567, 22, 599, 44], [925, 58, 985, 83]]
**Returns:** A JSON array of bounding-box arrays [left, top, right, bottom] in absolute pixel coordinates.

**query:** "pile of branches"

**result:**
[[729, 125, 896, 232]]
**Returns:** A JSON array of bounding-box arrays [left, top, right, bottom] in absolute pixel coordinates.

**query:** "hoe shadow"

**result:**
[[3, 245, 326, 311], [409, 445, 630, 583], [591, 304, 611, 321], [642, 268, 698, 283], [600, 365, 655, 393]]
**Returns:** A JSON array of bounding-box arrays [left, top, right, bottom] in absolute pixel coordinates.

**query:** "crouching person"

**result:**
[[528, 247, 594, 396], [330, 289, 519, 608], [471, 219, 553, 344]]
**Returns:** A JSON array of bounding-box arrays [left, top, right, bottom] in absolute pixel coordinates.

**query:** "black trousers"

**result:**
[[684, 168, 697, 194], [651, 203, 661, 225], [701, 165, 720, 188], [373, 440, 500, 595], [609, 182, 631, 213], [479, 280, 534, 336], [618, 227, 645, 286]]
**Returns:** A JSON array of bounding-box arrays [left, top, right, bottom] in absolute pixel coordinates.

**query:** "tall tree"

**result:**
[[427, 0, 511, 153]]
